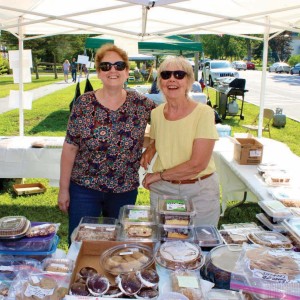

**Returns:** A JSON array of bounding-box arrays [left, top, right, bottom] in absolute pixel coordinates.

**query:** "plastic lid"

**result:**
[[158, 199, 195, 216], [118, 224, 158, 242], [247, 231, 293, 249], [208, 244, 242, 273], [118, 205, 156, 225], [258, 200, 292, 219], [194, 225, 223, 247], [100, 243, 154, 275], [0, 216, 30, 239]]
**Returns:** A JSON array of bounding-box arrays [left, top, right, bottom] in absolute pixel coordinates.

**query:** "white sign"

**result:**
[[77, 55, 89, 64], [9, 50, 33, 69], [12, 68, 32, 83], [9, 90, 33, 110]]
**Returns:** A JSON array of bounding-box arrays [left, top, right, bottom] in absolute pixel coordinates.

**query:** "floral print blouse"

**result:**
[[65, 90, 156, 193]]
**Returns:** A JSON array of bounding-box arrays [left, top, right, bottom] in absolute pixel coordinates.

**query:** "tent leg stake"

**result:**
[[224, 191, 248, 216]]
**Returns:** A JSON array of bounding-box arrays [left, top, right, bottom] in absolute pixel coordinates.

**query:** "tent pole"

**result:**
[[258, 17, 270, 138], [18, 16, 24, 137]]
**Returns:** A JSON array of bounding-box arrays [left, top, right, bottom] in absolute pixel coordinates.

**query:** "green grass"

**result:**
[[0, 79, 299, 251]]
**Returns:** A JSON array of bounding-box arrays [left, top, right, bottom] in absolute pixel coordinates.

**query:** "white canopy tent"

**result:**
[[1, 0, 300, 136]]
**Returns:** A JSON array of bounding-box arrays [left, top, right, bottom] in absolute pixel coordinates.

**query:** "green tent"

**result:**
[[138, 35, 202, 56], [85, 37, 114, 49]]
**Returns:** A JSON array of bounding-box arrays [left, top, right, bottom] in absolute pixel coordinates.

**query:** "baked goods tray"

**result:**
[[0, 235, 59, 256], [13, 183, 46, 195]]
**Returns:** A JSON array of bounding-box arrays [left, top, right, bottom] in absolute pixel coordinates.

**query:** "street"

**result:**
[[237, 70, 300, 122]]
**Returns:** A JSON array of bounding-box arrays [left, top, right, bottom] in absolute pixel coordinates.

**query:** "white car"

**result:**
[[232, 60, 247, 71], [202, 60, 239, 87], [269, 62, 290, 74]]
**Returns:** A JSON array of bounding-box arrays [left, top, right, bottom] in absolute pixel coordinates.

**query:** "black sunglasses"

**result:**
[[99, 61, 127, 72], [160, 70, 187, 80]]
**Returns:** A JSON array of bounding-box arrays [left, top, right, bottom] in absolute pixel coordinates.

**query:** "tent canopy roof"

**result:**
[[1, 0, 300, 41]]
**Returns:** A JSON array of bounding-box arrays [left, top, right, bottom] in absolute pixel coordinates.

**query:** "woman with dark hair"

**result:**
[[58, 44, 156, 243]]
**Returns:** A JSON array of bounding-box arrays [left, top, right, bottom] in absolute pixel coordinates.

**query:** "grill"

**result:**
[[220, 73, 235, 77], [216, 78, 248, 120]]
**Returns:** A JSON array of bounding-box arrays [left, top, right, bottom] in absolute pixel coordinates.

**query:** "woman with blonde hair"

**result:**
[[141, 56, 220, 226]]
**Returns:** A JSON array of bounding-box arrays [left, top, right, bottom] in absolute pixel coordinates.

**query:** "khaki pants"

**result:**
[[149, 173, 220, 226]]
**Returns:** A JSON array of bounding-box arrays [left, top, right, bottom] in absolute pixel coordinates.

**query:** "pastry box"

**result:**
[[157, 198, 195, 226], [158, 224, 195, 242], [193, 225, 223, 249], [0, 222, 57, 252], [13, 183, 46, 195], [72, 217, 118, 243]]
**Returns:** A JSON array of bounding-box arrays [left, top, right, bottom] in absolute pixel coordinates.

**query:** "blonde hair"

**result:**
[[95, 44, 129, 72], [157, 56, 195, 94]]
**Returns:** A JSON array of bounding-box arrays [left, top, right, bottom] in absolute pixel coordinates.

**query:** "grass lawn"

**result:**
[[0, 76, 299, 251]]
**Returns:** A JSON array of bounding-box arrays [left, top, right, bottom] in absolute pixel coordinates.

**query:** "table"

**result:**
[[0, 136, 64, 186], [214, 137, 300, 214]]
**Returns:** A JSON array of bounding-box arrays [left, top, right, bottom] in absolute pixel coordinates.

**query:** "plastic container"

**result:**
[[157, 198, 195, 226], [220, 222, 260, 230], [155, 240, 203, 271], [73, 217, 118, 242], [258, 200, 292, 221], [100, 243, 154, 275], [0, 222, 56, 252], [193, 225, 223, 249], [157, 292, 189, 300], [118, 224, 158, 242], [247, 231, 293, 249], [118, 205, 156, 225], [42, 258, 73, 273], [0, 216, 30, 240], [282, 218, 300, 240], [158, 224, 195, 242], [200, 244, 242, 289], [0, 234, 59, 256], [255, 213, 286, 233]]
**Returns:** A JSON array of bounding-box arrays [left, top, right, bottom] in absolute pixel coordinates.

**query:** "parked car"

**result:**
[[246, 61, 255, 70], [202, 60, 239, 87], [268, 62, 290, 73], [232, 60, 247, 71], [290, 63, 300, 75]]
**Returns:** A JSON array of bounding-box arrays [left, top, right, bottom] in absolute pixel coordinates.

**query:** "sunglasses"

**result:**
[[160, 70, 187, 80], [99, 61, 127, 72]]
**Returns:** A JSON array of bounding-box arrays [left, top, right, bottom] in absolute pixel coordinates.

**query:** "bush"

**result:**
[[288, 54, 300, 66], [0, 56, 8, 75]]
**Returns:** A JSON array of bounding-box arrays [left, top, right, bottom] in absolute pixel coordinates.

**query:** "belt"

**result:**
[[165, 173, 213, 184]]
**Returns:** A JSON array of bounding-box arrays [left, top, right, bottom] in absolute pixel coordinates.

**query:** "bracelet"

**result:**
[[160, 171, 166, 181]]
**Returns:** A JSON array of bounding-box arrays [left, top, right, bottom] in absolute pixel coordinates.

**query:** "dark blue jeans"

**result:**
[[68, 181, 137, 245], [71, 70, 77, 82]]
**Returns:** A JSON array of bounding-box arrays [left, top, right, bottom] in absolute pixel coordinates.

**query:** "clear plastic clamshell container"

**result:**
[[282, 218, 300, 240], [193, 225, 223, 248], [247, 231, 293, 249], [118, 205, 156, 225], [258, 200, 292, 221], [0, 216, 30, 240], [73, 217, 118, 242], [263, 170, 291, 186], [220, 222, 260, 230], [118, 224, 158, 242], [157, 198, 195, 226], [158, 224, 195, 242], [268, 187, 300, 208], [255, 213, 286, 233], [205, 289, 245, 300]]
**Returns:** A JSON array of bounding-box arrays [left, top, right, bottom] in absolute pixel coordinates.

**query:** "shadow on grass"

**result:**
[[28, 110, 70, 134]]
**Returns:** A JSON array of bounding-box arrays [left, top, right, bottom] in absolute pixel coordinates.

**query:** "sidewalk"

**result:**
[[0, 77, 89, 115]]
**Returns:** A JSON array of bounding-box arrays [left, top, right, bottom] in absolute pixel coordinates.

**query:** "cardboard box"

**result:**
[[67, 240, 155, 299], [233, 138, 263, 165], [13, 183, 46, 195]]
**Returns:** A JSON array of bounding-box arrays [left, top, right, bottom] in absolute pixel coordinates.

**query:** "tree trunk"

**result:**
[[34, 59, 39, 79], [53, 53, 58, 79]]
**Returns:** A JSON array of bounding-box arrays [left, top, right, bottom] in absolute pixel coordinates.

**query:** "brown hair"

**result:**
[[95, 44, 129, 72], [157, 56, 195, 94]]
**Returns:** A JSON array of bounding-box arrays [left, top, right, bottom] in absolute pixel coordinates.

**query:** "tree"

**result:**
[[269, 32, 293, 62]]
